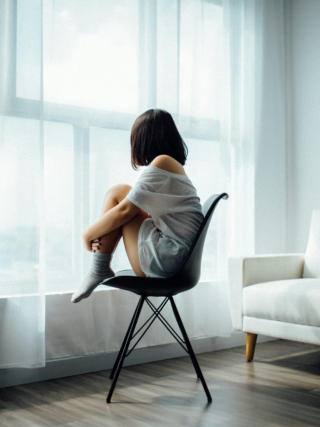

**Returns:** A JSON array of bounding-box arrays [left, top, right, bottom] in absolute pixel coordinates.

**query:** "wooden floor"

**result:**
[[1, 340, 320, 426]]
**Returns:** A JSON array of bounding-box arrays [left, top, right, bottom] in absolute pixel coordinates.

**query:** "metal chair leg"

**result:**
[[110, 300, 141, 379], [170, 297, 212, 403], [167, 296, 201, 379], [107, 296, 145, 403]]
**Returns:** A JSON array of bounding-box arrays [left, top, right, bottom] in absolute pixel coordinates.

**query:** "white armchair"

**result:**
[[228, 209, 320, 361]]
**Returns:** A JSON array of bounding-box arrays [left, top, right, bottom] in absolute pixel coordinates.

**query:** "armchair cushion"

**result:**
[[243, 278, 320, 327], [228, 254, 305, 330], [303, 209, 320, 278]]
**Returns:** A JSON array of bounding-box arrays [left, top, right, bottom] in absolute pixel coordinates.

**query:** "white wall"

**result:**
[[288, 0, 320, 252]]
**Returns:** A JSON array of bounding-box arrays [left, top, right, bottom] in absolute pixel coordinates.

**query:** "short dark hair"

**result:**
[[130, 109, 188, 170]]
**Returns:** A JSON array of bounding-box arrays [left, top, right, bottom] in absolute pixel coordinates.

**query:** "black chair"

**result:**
[[101, 193, 229, 403]]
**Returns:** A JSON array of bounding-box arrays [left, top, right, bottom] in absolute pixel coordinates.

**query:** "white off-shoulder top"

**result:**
[[127, 165, 203, 278]]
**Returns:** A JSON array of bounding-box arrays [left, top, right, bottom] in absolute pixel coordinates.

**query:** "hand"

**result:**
[[91, 238, 100, 253]]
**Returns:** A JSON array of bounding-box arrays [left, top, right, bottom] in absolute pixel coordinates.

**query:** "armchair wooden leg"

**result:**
[[246, 333, 257, 362]]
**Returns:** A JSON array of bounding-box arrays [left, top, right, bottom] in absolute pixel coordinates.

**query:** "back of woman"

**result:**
[[127, 164, 203, 278]]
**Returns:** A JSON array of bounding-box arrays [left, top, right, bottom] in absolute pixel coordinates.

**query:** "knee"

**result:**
[[105, 184, 132, 202]]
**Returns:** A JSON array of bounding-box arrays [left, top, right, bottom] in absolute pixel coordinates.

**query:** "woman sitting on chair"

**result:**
[[72, 109, 203, 303]]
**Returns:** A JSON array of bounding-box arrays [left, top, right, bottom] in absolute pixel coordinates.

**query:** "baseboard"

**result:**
[[0, 332, 274, 389]]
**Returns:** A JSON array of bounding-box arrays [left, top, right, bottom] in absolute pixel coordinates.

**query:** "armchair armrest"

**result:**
[[228, 254, 305, 330]]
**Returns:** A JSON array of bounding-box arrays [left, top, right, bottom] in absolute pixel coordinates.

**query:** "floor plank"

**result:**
[[1, 340, 320, 426]]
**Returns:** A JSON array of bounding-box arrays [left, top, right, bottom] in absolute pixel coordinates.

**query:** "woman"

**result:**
[[72, 109, 203, 303]]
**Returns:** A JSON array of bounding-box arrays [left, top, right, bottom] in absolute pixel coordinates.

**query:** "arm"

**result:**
[[228, 254, 305, 331], [82, 198, 140, 251]]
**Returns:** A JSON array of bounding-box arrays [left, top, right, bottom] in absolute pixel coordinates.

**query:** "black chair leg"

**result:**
[[169, 297, 201, 380], [107, 296, 145, 403], [110, 300, 141, 380], [170, 297, 212, 403]]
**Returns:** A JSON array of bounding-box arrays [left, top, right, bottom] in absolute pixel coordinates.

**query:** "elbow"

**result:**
[[82, 231, 92, 251], [82, 230, 90, 242]]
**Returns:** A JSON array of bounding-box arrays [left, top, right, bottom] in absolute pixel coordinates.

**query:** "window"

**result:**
[[0, 0, 223, 295]]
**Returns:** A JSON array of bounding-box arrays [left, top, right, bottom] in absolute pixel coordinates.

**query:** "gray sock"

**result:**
[[71, 253, 115, 303]]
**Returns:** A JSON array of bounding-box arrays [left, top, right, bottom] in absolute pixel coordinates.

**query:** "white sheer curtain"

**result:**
[[0, 0, 286, 368], [0, 0, 45, 368]]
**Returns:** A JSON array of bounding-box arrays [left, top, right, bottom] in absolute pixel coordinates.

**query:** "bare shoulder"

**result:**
[[151, 155, 186, 175]]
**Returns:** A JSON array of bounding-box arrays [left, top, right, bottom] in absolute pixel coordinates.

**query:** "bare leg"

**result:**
[[72, 184, 148, 303], [93, 184, 148, 276], [122, 210, 148, 277], [94, 184, 133, 255]]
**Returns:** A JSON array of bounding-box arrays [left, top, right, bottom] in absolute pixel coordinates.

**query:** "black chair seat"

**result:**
[[103, 270, 198, 297], [101, 193, 228, 403]]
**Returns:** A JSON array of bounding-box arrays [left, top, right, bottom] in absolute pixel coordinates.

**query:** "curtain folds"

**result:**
[[0, 0, 287, 368], [0, 0, 46, 368]]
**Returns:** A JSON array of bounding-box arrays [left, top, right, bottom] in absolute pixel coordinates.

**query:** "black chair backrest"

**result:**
[[170, 193, 228, 292]]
